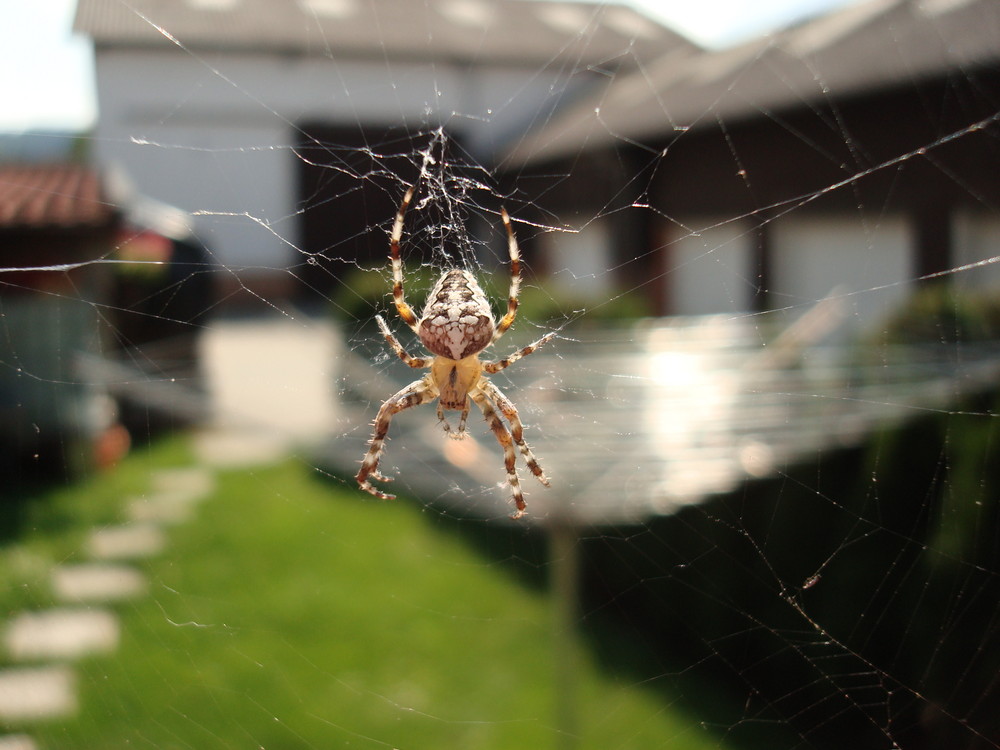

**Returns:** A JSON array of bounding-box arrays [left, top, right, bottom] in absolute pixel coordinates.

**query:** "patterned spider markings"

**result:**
[[356, 186, 554, 519]]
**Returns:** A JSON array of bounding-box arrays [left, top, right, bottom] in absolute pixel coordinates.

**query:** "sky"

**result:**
[[0, 0, 855, 133]]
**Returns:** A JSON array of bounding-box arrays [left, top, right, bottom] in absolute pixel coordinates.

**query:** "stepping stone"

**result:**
[[0, 666, 76, 722], [129, 467, 216, 524], [194, 429, 287, 468], [51, 564, 147, 603], [87, 524, 166, 560], [4, 609, 119, 662], [0, 735, 37, 750], [152, 467, 215, 498], [127, 494, 196, 525]]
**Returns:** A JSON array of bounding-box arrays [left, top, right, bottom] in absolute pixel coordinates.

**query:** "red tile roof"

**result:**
[[0, 164, 116, 231]]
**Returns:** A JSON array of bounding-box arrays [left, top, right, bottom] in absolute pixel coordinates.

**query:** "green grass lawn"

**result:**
[[3, 438, 725, 750]]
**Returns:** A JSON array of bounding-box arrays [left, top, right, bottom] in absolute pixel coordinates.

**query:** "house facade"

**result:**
[[509, 0, 1000, 329], [74, 0, 692, 305]]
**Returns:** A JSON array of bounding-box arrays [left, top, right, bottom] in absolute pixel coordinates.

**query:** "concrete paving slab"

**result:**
[[4, 609, 119, 662], [201, 315, 339, 440], [51, 564, 147, 603], [151, 466, 215, 499], [0, 666, 76, 722], [127, 493, 197, 525], [193, 428, 288, 468], [87, 523, 166, 560], [0, 734, 38, 750]]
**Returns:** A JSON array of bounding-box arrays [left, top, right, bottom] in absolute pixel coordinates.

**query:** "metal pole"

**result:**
[[550, 519, 581, 750]]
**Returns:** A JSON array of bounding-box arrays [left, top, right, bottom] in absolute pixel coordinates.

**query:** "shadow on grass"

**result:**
[[426, 510, 803, 750], [0, 441, 83, 544], [316, 398, 1000, 750], [311, 468, 796, 749], [0, 433, 183, 544]]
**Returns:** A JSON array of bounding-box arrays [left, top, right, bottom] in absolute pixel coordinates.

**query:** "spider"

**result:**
[[356, 186, 555, 519]]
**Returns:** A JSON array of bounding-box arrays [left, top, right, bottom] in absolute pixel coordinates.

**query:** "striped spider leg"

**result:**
[[356, 185, 554, 518]]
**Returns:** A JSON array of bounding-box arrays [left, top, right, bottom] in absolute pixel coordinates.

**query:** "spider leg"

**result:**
[[390, 186, 420, 333], [377, 315, 428, 368], [436, 399, 471, 439], [470, 389, 527, 519], [492, 207, 521, 343], [484, 331, 556, 374], [480, 379, 550, 488], [357, 375, 438, 499]]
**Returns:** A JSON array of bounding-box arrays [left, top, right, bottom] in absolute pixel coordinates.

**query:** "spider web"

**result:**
[[3, 1, 1000, 749]]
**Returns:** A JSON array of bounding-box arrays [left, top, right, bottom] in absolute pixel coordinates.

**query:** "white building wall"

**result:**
[[545, 217, 614, 300], [769, 214, 912, 332], [666, 218, 756, 315], [953, 212, 1000, 289], [93, 49, 585, 275]]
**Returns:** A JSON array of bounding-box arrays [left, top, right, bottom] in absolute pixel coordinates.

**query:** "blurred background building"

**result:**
[[74, 0, 690, 304], [73, 0, 1000, 329]]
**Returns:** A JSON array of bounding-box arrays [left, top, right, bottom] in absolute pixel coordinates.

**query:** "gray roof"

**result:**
[[507, 0, 1000, 165], [0, 165, 115, 231], [74, 0, 696, 67]]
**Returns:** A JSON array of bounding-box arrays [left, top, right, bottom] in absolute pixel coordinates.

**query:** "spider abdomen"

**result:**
[[418, 269, 495, 359]]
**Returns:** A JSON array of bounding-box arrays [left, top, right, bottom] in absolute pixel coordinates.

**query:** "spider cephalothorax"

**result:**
[[356, 186, 554, 519]]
